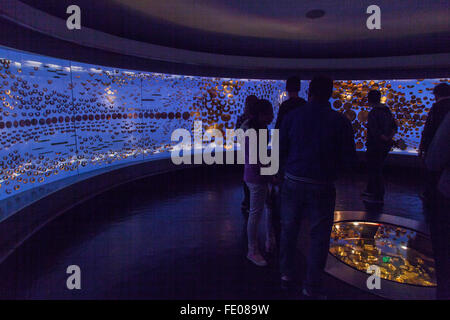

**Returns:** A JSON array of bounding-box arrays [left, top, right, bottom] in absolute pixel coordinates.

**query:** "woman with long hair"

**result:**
[[240, 99, 274, 266]]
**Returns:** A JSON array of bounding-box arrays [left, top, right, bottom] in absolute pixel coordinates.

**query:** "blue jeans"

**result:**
[[430, 191, 450, 299], [279, 177, 336, 294], [366, 146, 390, 199], [246, 182, 269, 252]]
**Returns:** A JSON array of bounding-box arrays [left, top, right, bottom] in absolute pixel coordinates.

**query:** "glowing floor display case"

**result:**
[[330, 221, 435, 286], [326, 211, 436, 299]]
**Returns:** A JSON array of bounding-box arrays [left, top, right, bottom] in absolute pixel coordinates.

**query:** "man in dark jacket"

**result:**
[[269, 77, 307, 249], [420, 83, 450, 156], [363, 90, 398, 203], [426, 112, 450, 299], [271, 77, 307, 248], [278, 76, 356, 298], [275, 76, 307, 129], [419, 83, 450, 203]]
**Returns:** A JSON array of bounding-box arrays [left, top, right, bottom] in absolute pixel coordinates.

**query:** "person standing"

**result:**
[[275, 76, 307, 129], [362, 90, 398, 204], [270, 77, 307, 251], [419, 83, 450, 205], [278, 76, 357, 298], [242, 99, 274, 267], [236, 95, 259, 214], [236, 95, 258, 130], [425, 112, 450, 300]]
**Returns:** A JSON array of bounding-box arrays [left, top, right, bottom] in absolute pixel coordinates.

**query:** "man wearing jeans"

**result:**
[[363, 90, 398, 204], [278, 76, 357, 299]]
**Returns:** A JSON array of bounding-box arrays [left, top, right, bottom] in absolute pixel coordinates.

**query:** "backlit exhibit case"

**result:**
[[0, 45, 449, 201]]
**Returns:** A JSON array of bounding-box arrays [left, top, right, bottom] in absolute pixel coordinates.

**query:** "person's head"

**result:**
[[244, 95, 258, 116], [249, 99, 273, 127], [286, 76, 301, 97], [433, 83, 450, 101], [308, 75, 333, 102], [367, 90, 381, 105]]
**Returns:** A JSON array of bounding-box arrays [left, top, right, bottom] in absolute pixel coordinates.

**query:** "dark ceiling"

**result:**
[[17, 0, 450, 59]]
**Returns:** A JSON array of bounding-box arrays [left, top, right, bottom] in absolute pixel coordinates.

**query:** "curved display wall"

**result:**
[[0, 45, 449, 201]]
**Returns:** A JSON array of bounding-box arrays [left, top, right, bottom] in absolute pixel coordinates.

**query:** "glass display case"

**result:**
[[329, 221, 436, 287], [1, 45, 449, 201]]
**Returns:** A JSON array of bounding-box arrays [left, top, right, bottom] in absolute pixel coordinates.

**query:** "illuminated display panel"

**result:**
[[0, 46, 448, 200], [330, 221, 436, 287]]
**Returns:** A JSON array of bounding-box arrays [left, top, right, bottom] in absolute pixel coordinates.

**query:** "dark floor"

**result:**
[[0, 165, 426, 299]]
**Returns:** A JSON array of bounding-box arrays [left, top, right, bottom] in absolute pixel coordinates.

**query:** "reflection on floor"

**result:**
[[0, 166, 426, 299]]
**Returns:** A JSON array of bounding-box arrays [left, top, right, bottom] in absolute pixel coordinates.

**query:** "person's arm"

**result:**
[[380, 120, 397, 142], [277, 112, 291, 180], [426, 113, 450, 172], [381, 112, 398, 141], [392, 116, 399, 135], [419, 106, 436, 157], [274, 103, 284, 130]]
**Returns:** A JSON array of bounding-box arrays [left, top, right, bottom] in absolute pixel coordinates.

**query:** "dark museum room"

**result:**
[[0, 0, 449, 308]]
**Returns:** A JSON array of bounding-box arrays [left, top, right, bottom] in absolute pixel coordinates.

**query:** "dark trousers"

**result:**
[[266, 183, 282, 249], [366, 146, 390, 199], [241, 181, 250, 210], [279, 177, 336, 294], [423, 170, 440, 206], [430, 191, 450, 299]]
